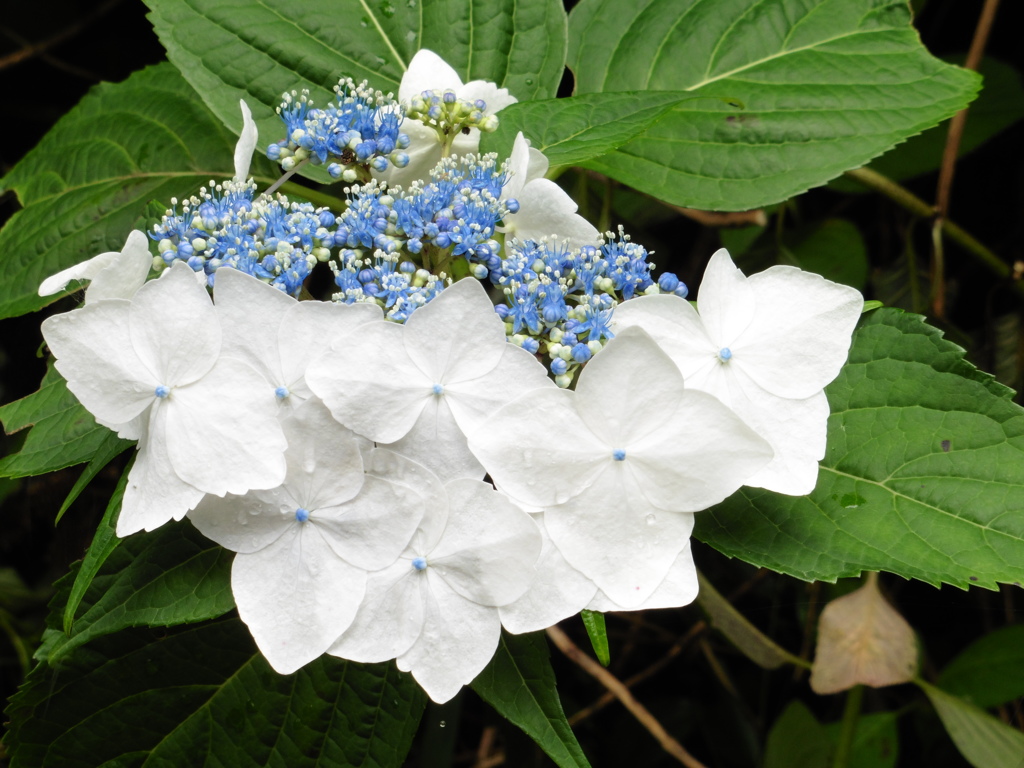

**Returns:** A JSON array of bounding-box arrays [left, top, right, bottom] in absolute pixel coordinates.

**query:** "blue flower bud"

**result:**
[[571, 343, 592, 363], [658, 272, 680, 292]]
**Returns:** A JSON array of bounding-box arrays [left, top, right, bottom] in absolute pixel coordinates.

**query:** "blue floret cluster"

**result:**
[[150, 180, 335, 296], [267, 79, 411, 180]]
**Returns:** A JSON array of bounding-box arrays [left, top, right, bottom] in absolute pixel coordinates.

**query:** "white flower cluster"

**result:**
[[35, 50, 864, 703]]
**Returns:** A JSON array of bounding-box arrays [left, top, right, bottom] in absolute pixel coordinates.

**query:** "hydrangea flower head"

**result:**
[[612, 248, 863, 494]]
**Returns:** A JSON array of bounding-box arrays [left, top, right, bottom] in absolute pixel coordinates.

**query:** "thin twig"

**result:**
[[666, 204, 768, 229], [547, 624, 709, 768], [0, 0, 123, 70], [844, 167, 1024, 301], [931, 0, 1002, 317]]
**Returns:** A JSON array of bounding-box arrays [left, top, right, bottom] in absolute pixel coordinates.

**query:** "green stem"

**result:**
[[843, 167, 1023, 301], [832, 684, 863, 768]]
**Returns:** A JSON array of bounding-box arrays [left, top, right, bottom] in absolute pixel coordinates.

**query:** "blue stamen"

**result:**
[[719, 347, 733, 361], [412, 557, 427, 571], [612, 448, 627, 461], [295, 507, 310, 523], [275, 386, 290, 399], [155, 385, 170, 398], [432, 383, 444, 395]]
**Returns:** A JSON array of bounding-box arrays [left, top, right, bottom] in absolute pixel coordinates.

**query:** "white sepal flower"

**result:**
[[213, 268, 382, 410], [498, 512, 599, 634], [38, 230, 152, 303], [233, 99, 259, 182], [612, 248, 863, 494], [306, 277, 553, 481], [585, 543, 698, 612], [499, 132, 599, 248], [379, 49, 517, 188], [469, 326, 772, 607], [329, 476, 542, 703], [41, 262, 287, 535], [189, 401, 429, 675]]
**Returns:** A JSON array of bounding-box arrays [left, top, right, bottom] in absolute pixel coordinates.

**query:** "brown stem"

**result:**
[[931, 0, 1002, 317], [547, 625, 709, 768]]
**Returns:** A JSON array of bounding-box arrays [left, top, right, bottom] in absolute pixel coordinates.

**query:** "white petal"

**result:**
[[397, 575, 501, 703], [187, 488, 294, 553], [118, 417, 205, 536], [306, 320, 431, 443], [446, 342, 553, 428], [403, 278, 506, 383], [42, 299, 156, 436], [84, 230, 153, 303], [385, 395, 485, 481], [282, 399, 365, 508], [400, 49, 464, 102], [429, 479, 542, 606], [468, 387, 607, 508], [329, 559, 425, 663], [163, 356, 286, 496], [545, 465, 694, 607], [39, 252, 119, 297], [736, 265, 862, 399], [233, 99, 258, 182], [316, 471, 428, 571], [696, 249, 756, 347], [586, 543, 697, 612], [501, 178, 599, 247], [729, 384, 830, 495], [574, 327, 684, 447], [233, 526, 367, 674], [610, 293, 717, 383], [627, 388, 774, 512], [457, 80, 517, 113], [214, 267, 295, 386], [129, 262, 221, 387], [499, 513, 598, 634]]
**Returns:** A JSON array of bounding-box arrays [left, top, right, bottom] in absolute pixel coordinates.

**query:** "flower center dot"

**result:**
[[612, 448, 627, 461], [718, 347, 733, 362], [412, 557, 427, 571], [432, 383, 444, 395], [275, 386, 290, 400], [295, 508, 310, 523], [154, 385, 170, 398]]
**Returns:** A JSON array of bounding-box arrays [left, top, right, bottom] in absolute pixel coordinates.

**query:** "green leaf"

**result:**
[[696, 308, 1024, 589], [784, 219, 868, 290], [54, 430, 131, 525], [144, 0, 568, 181], [5, 617, 426, 768], [46, 519, 235, 664], [0, 363, 132, 479], [831, 56, 1024, 191], [765, 701, 901, 768], [579, 610, 610, 666], [62, 461, 130, 635], [472, 631, 591, 768], [567, 0, 981, 210], [919, 681, 1024, 768], [0, 63, 277, 321], [480, 92, 689, 167], [695, 572, 802, 670], [938, 625, 1024, 709]]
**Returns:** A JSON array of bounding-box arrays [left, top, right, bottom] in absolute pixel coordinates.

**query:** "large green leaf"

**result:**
[[696, 308, 1024, 589], [0, 363, 131, 478], [831, 56, 1024, 191], [145, 0, 567, 174], [919, 681, 1024, 768], [764, 701, 899, 768], [567, 0, 981, 210], [0, 63, 277, 321], [472, 631, 591, 768], [480, 92, 690, 167], [5, 617, 426, 768], [45, 519, 235, 664], [938, 625, 1024, 709]]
